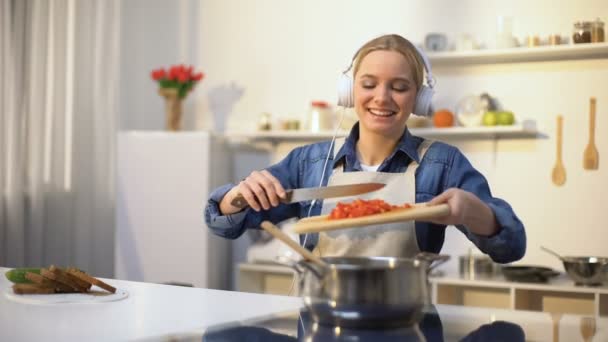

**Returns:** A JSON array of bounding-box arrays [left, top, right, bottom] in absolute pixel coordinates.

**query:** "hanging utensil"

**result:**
[[583, 97, 599, 170], [551, 312, 563, 342], [259, 221, 327, 268], [580, 316, 597, 342], [552, 115, 566, 186]]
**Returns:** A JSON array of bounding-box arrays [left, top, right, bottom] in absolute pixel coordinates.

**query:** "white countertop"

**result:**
[[0, 267, 302, 341]]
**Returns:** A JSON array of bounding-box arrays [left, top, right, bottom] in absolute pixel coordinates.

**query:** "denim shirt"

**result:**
[[205, 123, 526, 263]]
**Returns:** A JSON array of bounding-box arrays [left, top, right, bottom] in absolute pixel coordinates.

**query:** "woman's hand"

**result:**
[[219, 170, 286, 214], [428, 188, 500, 237]]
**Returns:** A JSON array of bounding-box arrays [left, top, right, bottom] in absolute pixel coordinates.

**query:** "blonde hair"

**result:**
[[351, 34, 425, 91]]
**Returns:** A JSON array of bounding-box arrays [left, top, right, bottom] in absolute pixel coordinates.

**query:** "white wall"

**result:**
[[195, 0, 608, 272], [120, 1, 608, 277], [120, 0, 200, 130]]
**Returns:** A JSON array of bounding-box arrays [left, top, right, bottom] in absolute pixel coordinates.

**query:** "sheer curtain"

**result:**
[[0, 0, 120, 277]]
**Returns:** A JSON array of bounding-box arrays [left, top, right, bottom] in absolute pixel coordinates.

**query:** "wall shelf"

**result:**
[[224, 120, 542, 144], [427, 42, 608, 66], [237, 262, 608, 316]]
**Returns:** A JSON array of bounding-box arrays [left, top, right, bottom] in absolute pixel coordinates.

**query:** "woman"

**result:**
[[205, 34, 525, 263]]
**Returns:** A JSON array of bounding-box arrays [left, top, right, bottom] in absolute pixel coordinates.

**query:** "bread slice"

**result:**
[[40, 268, 84, 292], [50, 265, 92, 291], [66, 268, 116, 293], [25, 272, 73, 293], [13, 283, 55, 295]]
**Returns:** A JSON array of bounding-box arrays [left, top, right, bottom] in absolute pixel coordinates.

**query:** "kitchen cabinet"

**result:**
[[115, 131, 232, 289], [238, 263, 297, 296], [432, 274, 608, 317], [237, 262, 608, 317]]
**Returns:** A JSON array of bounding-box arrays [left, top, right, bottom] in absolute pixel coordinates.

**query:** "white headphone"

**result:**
[[337, 45, 436, 116]]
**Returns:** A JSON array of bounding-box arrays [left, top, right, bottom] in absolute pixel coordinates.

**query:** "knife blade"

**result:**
[[230, 182, 385, 209]]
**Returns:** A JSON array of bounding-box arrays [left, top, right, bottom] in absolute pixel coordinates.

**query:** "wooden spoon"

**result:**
[[552, 115, 566, 186], [551, 312, 562, 342], [580, 316, 596, 342], [260, 221, 327, 268], [583, 97, 599, 170]]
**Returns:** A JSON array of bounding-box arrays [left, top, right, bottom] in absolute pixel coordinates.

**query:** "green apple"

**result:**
[[482, 111, 498, 126], [497, 111, 515, 125]]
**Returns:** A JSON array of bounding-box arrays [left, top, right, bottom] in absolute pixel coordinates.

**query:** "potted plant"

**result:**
[[151, 64, 204, 131]]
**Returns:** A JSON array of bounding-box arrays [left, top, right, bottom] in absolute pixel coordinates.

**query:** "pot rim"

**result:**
[[562, 256, 608, 264], [301, 255, 435, 271]]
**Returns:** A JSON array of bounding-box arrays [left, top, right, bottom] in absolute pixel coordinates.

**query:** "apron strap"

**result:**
[[332, 137, 346, 160], [415, 139, 434, 165]]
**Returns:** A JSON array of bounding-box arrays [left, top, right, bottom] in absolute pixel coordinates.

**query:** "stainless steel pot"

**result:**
[[541, 246, 608, 286], [459, 254, 500, 279], [287, 253, 449, 329], [561, 256, 608, 286]]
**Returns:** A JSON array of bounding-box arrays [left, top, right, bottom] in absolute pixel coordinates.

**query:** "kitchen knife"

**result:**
[[230, 182, 385, 209]]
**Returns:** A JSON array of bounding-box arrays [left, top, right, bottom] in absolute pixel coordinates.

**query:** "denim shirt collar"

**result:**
[[332, 122, 421, 171]]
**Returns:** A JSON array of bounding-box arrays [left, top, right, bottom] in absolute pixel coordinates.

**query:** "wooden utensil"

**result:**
[[583, 97, 599, 170], [551, 312, 563, 342], [580, 316, 597, 342], [552, 115, 566, 186], [292, 203, 450, 234], [260, 221, 327, 268]]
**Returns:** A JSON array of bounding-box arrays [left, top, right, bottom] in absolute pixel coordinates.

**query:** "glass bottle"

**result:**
[[305, 101, 333, 132], [591, 18, 605, 43]]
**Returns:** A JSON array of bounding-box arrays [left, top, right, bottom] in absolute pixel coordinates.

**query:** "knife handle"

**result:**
[[230, 191, 291, 209]]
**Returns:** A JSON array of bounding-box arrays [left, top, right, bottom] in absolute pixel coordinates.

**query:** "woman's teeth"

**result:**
[[369, 109, 396, 117]]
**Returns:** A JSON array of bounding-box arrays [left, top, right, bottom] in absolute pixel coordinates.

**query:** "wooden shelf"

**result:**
[[224, 120, 541, 144], [431, 274, 608, 316], [237, 263, 608, 316], [427, 42, 608, 66]]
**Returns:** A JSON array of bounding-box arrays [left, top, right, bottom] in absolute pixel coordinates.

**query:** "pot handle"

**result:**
[[415, 252, 450, 271]]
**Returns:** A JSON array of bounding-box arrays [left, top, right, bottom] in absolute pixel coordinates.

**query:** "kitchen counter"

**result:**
[[0, 267, 301, 341], [2, 267, 607, 341], [201, 304, 608, 341]]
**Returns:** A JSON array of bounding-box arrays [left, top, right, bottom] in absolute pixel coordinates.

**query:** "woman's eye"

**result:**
[[362, 82, 375, 89], [392, 84, 409, 92]]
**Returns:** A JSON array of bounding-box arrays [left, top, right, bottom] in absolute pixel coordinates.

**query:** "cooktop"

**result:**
[[201, 304, 566, 341]]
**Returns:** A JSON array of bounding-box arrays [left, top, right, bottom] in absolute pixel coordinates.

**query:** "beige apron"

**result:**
[[313, 137, 433, 258]]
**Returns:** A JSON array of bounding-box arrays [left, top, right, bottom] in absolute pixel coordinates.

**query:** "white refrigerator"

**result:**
[[115, 131, 232, 289]]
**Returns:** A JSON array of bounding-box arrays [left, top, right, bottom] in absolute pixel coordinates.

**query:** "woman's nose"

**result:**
[[373, 85, 391, 104]]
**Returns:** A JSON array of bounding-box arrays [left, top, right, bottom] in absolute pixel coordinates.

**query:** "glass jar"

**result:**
[[573, 21, 592, 44], [258, 112, 272, 131], [305, 101, 333, 132], [591, 18, 605, 43]]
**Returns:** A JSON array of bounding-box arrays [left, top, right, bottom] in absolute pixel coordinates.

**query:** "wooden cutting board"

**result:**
[[292, 203, 450, 234]]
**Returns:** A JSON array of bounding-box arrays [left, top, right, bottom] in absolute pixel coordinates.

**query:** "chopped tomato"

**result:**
[[327, 199, 413, 220]]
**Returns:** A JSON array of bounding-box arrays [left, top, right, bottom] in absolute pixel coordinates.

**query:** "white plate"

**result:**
[[4, 286, 128, 305]]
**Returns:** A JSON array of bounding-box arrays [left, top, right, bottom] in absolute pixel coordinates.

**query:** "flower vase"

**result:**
[[159, 88, 183, 131]]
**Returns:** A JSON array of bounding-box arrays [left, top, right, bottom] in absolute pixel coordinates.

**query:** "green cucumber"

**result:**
[[5, 268, 42, 284]]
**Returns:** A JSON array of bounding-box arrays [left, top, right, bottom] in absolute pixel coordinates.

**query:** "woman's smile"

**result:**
[[367, 108, 397, 117]]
